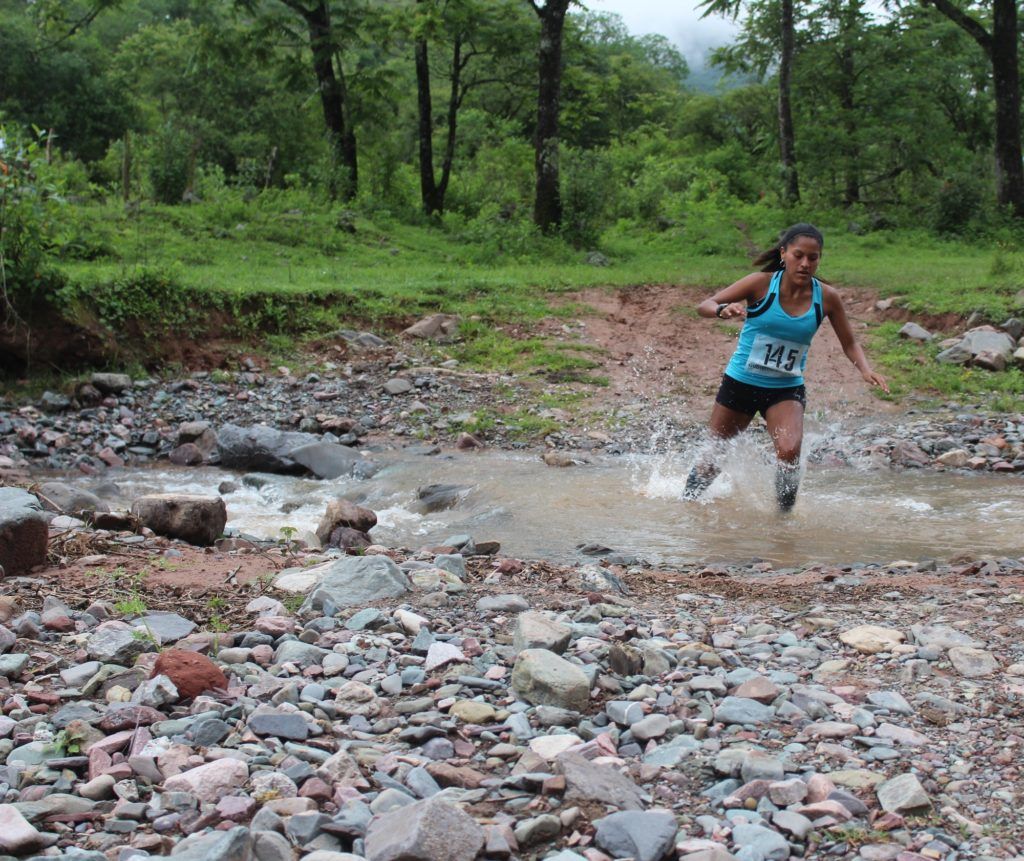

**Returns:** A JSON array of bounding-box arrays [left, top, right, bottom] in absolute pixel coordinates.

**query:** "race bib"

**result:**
[[745, 334, 808, 378]]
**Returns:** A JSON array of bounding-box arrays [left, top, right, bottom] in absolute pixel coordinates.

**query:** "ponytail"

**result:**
[[752, 223, 824, 272]]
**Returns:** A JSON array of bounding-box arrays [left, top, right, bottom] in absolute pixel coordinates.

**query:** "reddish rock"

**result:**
[[316, 498, 377, 545], [152, 649, 228, 699], [298, 777, 333, 802], [99, 706, 167, 732], [254, 616, 295, 637], [426, 761, 488, 789], [168, 443, 204, 466]]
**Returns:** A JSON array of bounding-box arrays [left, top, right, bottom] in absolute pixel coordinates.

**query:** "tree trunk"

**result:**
[[415, 24, 441, 215], [302, 1, 357, 201], [532, 0, 571, 232], [122, 130, 131, 202], [778, 0, 800, 204], [838, 0, 859, 207], [924, 0, 1023, 216], [991, 0, 1023, 215], [437, 36, 462, 207]]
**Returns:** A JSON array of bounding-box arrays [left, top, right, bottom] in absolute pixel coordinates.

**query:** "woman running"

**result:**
[[685, 223, 888, 510]]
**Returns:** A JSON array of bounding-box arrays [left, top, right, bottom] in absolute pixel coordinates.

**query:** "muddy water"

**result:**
[[92, 436, 1024, 567]]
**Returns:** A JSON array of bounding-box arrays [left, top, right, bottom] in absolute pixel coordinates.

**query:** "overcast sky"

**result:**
[[585, 0, 739, 66]]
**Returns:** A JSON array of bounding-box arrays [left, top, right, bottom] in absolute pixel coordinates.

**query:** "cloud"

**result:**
[[584, 0, 739, 65]]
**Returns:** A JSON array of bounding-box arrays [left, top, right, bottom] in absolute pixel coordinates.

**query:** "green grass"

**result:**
[[44, 197, 1024, 391], [871, 321, 1024, 404]]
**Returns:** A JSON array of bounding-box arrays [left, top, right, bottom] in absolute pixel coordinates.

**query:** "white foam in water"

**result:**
[[895, 498, 934, 512]]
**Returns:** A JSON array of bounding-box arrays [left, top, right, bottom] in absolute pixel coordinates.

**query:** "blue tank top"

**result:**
[[725, 270, 824, 388]]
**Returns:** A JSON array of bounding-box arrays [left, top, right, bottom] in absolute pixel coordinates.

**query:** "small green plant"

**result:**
[[115, 595, 148, 616], [282, 594, 304, 613], [131, 626, 159, 647], [207, 615, 230, 633], [207, 595, 228, 611]]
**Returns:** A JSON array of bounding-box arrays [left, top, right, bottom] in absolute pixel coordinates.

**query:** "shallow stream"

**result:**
[[84, 432, 1024, 567]]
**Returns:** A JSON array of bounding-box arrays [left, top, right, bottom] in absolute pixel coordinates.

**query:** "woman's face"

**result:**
[[781, 235, 822, 283]]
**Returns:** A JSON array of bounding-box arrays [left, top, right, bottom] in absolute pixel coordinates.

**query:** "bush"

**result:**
[[146, 121, 193, 204], [0, 127, 66, 321]]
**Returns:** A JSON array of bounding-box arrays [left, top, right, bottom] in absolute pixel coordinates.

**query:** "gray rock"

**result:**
[[0, 803, 43, 854], [898, 322, 933, 341], [36, 482, 108, 516], [935, 342, 972, 365], [171, 825, 251, 860], [476, 594, 530, 614], [414, 484, 468, 513], [513, 611, 572, 655], [248, 706, 310, 740], [511, 649, 590, 711], [299, 556, 412, 613], [363, 797, 485, 861], [732, 823, 791, 859], [130, 494, 227, 546], [383, 378, 414, 395], [632, 713, 670, 741], [714, 697, 776, 725], [592, 809, 678, 861], [556, 751, 645, 811], [960, 327, 1016, 361], [133, 612, 196, 645], [252, 830, 293, 861], [642, 734, 701, 767], [876, 773, 931, 813], [86, 621, 150, 663], [289, 441, 378, 479], [91, 372, 132, 394], [948, 646, 999, 677], [274, 640, 331, 667], [217, 423, 319, 473], [0, 487, 48, 575]]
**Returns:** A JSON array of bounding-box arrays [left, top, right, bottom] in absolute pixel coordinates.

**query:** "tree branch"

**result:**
[[920, 0, 992, 55]]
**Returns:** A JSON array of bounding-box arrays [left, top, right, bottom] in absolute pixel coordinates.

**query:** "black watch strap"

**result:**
[[716, 303, 728, 318]]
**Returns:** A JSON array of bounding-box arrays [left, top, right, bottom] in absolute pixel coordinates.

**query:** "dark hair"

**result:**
[[752, 223, 824, 272]]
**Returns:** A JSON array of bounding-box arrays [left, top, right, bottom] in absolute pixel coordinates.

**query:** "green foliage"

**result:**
[[116, 595, 148, 616], [0, 126, 67, 322], [147, 120, 192, 204]]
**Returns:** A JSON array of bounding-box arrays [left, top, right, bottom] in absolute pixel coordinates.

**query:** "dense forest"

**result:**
[[1, 0, 1022, 370]]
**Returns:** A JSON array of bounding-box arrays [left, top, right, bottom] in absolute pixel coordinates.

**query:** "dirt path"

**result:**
[[567, 283, 901, 421]]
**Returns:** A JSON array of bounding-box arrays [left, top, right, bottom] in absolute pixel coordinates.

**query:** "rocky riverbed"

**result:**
[[0, 531, 1019, 861], [3, 354, 1024, 480], [0, 338, 1023, 860]]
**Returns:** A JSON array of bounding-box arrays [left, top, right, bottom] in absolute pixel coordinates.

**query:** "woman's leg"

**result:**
[[764, 399, 804, 510], [684, 402, 753, 498]]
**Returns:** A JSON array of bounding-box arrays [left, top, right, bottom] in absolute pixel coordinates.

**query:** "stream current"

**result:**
[[82, 430, 1024, 567]]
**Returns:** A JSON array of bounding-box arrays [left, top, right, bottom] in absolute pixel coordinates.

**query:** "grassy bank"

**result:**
[[19, 196, 1024, 404]]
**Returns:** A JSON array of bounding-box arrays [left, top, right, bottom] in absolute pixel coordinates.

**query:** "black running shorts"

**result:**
[[714, 373, 806, 417]]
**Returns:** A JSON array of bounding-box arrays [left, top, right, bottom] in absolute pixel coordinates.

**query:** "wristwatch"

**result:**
[[715, 303, 728, 318]]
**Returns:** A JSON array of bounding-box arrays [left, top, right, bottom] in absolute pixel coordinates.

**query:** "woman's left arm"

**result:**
[[823, 284, 890, 393]]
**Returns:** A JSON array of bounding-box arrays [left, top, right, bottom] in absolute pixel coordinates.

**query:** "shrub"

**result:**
[[146, 121, 193, 204], [0, 126, 66, 322]]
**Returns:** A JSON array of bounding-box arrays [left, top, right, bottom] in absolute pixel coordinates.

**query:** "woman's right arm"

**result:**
[[697, 272, 770, 320]]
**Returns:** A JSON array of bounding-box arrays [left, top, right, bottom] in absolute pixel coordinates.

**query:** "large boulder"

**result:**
[[91, 372, 132, 394], [364, 797, 484, 861], [0, 488, 48, 575], [960, 326, 1016, 359], [36, 482, 108, 516], [298, 556, 412, 613], [130, 494, 227, 546], [401, 313, 460, 340], [216, 424, 319, 474], [511, 649, 590, 711], [288, 441, 378, 479]]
